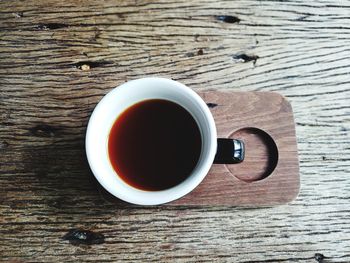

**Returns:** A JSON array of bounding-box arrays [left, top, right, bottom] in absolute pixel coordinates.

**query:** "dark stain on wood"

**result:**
[[34, 23, 69, 30], [216, 15, 240, 23], [29, 124, 59, 137], [233, 53, 259, 64], [206, 103, 218, 108], [314, 253, 325, 263], [185, 50, 204, 57], [74, 61, 114, 70], [160, 244, 173, 250], [22, 142, 99, 211], [63, 229, 105, 245]]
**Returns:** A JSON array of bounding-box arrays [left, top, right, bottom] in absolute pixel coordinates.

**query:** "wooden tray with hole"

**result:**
[[168, 91, 300, 206]]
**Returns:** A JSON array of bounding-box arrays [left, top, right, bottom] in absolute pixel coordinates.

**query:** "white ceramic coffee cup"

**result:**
[[86, 77, 243, 205]]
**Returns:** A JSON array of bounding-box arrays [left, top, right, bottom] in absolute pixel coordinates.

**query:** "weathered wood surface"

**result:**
[[0, 0, 349, 262]]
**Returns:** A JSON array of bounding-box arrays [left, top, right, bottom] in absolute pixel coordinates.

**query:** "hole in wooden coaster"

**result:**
[[226, 128, 278, 182]]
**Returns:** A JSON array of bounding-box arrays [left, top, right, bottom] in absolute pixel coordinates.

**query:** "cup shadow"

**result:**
[[22, 139, 130, 214]]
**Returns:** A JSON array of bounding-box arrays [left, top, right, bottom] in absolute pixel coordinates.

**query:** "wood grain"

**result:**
[[1, 0, 350, 262]]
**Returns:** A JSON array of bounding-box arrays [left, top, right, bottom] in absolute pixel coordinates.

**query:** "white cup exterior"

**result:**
[[85, 77, 217, 205]]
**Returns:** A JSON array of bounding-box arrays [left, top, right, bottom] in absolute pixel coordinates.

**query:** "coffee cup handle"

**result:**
[[214, 139, 245, 164]]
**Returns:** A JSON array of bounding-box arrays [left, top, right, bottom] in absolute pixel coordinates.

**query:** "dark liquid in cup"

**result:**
[[108, 99, 202, 191]]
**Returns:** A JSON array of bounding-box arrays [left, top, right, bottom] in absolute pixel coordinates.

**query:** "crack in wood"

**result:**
[[233, 53, 259, 64], [34, 23, 69, 30], [74, 61, 114, 70], [216, 15, 240, 23], [206, 103, 218, 108]]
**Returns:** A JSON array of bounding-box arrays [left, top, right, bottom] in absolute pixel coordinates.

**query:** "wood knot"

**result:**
[[63, 229, 105, 245]]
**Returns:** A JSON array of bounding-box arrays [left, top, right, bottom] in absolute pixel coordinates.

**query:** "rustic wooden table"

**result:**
[[1, 0, 349, 262]]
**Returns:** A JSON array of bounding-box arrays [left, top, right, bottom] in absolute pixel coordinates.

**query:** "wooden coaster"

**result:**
[[169, 91, 300, 206]]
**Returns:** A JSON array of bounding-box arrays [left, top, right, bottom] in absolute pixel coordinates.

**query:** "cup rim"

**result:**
[[85, 77, 217, 205]]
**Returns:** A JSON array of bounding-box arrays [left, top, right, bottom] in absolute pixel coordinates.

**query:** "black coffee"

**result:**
[[108, 99, 202, 191]]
